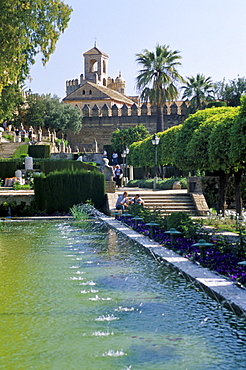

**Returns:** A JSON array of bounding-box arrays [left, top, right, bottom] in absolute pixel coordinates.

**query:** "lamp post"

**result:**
[[164, 228, 182, 245], [151, 133, 160, 189], [191, 239, 213, 260], [121, 146, 129, 186], [121, 152, 126, 180], [125, 146, 129, 185]]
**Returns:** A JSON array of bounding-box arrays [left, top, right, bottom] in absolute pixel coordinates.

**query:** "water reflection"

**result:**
[[0, 220, 246, 370]]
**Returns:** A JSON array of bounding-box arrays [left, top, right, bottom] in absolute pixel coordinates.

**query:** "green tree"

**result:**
[[24, 94, 83, 135], [0, 0, 72, 94], [111, 124, 149, 153], [0, 84, 24, 122], [158, 125, 182, 166], [24, 94, 47, 128], [185, 108, 238, 214], [214, 77, 246, 107], [182, 74, 214, 113], [230, 95, 246, 214], [208, 108, 239, 214], [136, 44, 184, 132], [174, 107, 229, 171]]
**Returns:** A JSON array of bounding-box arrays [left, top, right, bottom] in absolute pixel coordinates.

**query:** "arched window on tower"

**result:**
[[103, 78, 106, 86], [103, 60, 106, 74], [89, 59, 98, 73]]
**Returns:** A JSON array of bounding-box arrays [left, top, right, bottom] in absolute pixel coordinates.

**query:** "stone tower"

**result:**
[[107, 72, 126, 95], [83, 43, 108, 87]]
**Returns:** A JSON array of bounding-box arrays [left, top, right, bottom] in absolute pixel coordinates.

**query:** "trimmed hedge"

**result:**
[[127, 177, 187, 190], [34, 168, 105, 214], [0, 160, 19, 178], [10, 144, 50, 160], [40, 159, 97, 175], [28, 145, 50, 158]]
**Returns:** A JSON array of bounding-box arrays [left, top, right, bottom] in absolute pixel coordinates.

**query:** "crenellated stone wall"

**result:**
[[67, 101, 188, 152]]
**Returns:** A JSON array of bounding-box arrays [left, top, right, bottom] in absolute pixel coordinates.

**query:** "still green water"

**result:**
[[0, 220, 246, 370]]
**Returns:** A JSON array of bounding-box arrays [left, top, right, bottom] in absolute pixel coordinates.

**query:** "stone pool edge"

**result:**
[[99, 215, 246, 318]]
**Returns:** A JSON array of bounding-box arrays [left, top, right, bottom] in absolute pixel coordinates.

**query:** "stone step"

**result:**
[[135, 193, 197, 215], [146, 204, 196, 209], [144, 200, 194, 204], [0, 142, 26, 158]]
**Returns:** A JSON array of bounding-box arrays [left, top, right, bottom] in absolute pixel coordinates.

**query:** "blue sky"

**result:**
[[27, 0, 246, 99]]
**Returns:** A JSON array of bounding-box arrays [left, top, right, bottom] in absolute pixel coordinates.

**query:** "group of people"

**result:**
[[102, 150, 118, 166], [101, 150, 123, 187], [116, 192, 144, 212]]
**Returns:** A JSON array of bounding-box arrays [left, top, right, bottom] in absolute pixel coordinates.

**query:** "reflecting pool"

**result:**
[[0, 220, 246, 370]]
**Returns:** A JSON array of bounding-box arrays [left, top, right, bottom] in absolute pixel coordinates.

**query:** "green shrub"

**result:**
[[28, 145, 50, 158], [157, 177, 187, 190], [40, 159, 96, 175], [34, 168, 105, 214], [3, 134, 13, 142], [0, 160, 18, 178], [207, 101, 227, 108], [11, 144, 29, 158], [138, 179, 154, 188], [86, 162, 98, 167], [127, 177, 187, 190], [167, 212, 198, 238], [0, 201, 36, 216], [13, 183, 31, 190], [127, 180, 140, 187]]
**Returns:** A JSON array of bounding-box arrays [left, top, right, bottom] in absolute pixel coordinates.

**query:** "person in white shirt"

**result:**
[[112, 151, 118, 165], [129, 194, 144, 205], [114, 164, 123, 188], [116, 191, 129, 211]]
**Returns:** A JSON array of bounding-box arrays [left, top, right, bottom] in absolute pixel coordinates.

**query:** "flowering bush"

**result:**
[[118, 213, 246, 288]]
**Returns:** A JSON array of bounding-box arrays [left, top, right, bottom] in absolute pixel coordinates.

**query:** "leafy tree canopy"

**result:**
[[0, 0, 72, 94], [174, 107, 230, 170], [111, 124, 149, 153], [208, 107, 239, 173], [230, 95, 246, 166], [0, 84, 24, 122], [158, 125, 182, 166], [182, 73, 214, 114], [184, 107, 238, 173], [22, 94, 82, 134], [214, 77, 246, 107]]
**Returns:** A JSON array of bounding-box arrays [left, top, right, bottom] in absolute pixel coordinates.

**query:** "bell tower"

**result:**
[[83, 43, 108, 86]]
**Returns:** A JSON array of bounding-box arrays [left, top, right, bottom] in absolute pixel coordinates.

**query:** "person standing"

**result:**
[[112, 151, 118, 165], [21, 128, 26, 142], [28, 127, 33, 141], [114, 165, 123, 188]]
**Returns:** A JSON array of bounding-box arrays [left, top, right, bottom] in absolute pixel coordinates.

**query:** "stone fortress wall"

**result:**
[[64, 45, 189, 152], [67, 101, 189, 152]]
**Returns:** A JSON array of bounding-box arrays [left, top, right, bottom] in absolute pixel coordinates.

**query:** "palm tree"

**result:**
[[182, 74, 214, 113], [136, 44, 184, 132]]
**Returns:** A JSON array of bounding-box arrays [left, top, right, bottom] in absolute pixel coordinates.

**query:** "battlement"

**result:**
[[67, 101, 189, 153], [66, 79, 80, 95], [80, 101, 188, 118]]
